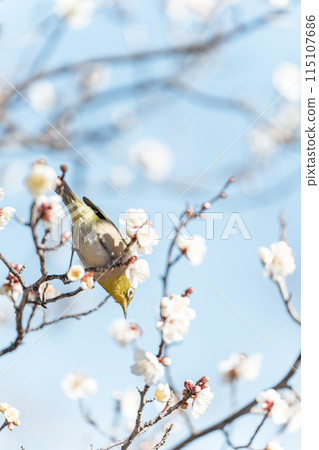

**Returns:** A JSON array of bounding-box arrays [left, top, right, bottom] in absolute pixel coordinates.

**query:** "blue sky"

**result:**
[[0, 0, 300, 449]]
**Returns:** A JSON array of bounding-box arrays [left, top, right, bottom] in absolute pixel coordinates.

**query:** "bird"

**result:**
[[56, 168, 134, 318]]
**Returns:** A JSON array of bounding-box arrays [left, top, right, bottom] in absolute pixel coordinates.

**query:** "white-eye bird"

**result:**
[[57, 174, 134, 318]]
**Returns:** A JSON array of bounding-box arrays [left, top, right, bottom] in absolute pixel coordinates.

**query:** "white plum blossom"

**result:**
[[258, 241, 296, 282], [0, 188, 15, 231], [27, 81, 57, 110], [0, 207, 15, 231], [125, 259, 150, 288], [0, 264, 23, 302], [286, 403, 301, 432], [130, 138, 173, 183], [192, 387, 215, 419], [266, 441, 284, 450], [108, 319, 141, 346], [112, 389, 140, 428], [252, 389, 290, 425], [28, 282, 59, 302], [176, 234, 207, 266], [131, 349, 164, 385], [54, 0, 96, 29], [120, 209, 158, 256], [136, 224, 159, 255], [218, 353, 262, 383], [156, 295, 196, 344], [120, 209, 148, 236], [154, 383, 171, 403], [272, 62, 301, 102], [67, 265, 85, 282], [0, 403, 20, 430], [25, 162, 57, 197], [61, 371, 97, 399]]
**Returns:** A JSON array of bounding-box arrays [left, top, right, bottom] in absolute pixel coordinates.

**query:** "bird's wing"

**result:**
[[83, 196, 119, 230]]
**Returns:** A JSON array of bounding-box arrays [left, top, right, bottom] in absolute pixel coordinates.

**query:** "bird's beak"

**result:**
[[122, 303, 128, 319]]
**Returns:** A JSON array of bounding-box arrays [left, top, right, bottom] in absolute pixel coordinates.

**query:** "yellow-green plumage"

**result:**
[[57, 179, 134, 317]]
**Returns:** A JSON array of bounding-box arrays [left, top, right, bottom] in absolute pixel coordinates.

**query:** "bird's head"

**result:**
[[99, 274, 135, 318]]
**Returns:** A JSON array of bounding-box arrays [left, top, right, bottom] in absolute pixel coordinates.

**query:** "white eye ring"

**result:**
[[128, 287, 134, 297]]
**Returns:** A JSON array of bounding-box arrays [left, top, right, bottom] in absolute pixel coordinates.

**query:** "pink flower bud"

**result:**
[[192, 385, 201, 394], [128, 256, 138, 265], [160, 356, 171, 366], [220, 192, 227, 199], [184, 379, 193, 390], [201, 384, 209, 390], [200, 376, 210, 384], [62, 232, 71, 243], [60, 164, 68, 174], [183, 287, 194, 297], [229, 176, 236, 183], [202, 202, 211, 210]]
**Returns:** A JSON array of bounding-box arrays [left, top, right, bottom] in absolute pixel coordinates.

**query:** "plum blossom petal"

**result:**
[[176, 235, 207, 266], [108, 319, 141, 346], [218, 353, 262, 383], [67, 265, 85, 282], [192, 387, 214, 419], [61, 371, 97, 399], [54, 0, 96, 29], [0, 207, 15, 231], [156, 294, 196, 344], [272, 62, 301, 102], [266, 441, 284, 450], [258, 241, 295, 282], [252, 389, 290, 425], [136, 224, 159, 255], [25, 162, 57, 197], [154, 383, 171, 403], [28, 81, 57, 110], [131, 349, 164, 385], [125, 259, 150, 288]]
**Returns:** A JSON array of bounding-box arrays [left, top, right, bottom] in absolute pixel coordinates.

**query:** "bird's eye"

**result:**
[[127, 287, 134, 298]]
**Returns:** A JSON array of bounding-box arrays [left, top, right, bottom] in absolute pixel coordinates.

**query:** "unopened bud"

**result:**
[[201, 384, 209, 390], [192, 385, 201, 394], [62, 232, 71, 243], [198, 213, 205, 219], [220, 192, 227, 199], [128, 256, 138, 265], [181, 400, 189, 409], [7, 423, 14, 431], [229, 176, 236, 183], [200, 376, 210, 384], [60, 164, 68, 174], [160, 356, 171, 366], [202, 202, 211, 210], [183, 287, 194, 297], [184, 379, 193, 390]]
